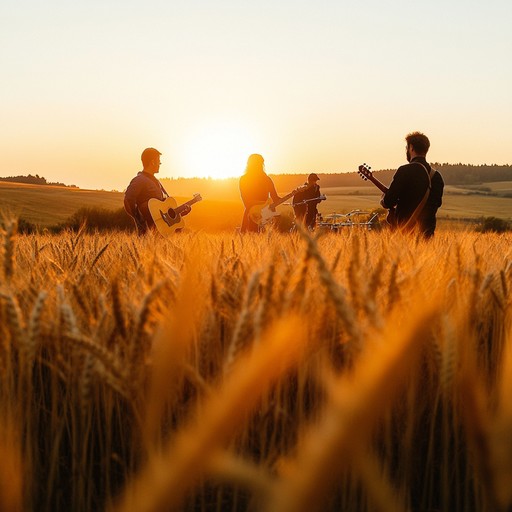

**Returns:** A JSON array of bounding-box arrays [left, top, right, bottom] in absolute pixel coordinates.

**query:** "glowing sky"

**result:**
[[1, 0, 511, 190]]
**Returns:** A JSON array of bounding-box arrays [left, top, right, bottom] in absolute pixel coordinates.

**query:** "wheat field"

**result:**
[[1, 221, 512, 512]]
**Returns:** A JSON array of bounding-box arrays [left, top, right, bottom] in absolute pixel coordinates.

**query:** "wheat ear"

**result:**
[[26, 290, 48, 365], [489, 329, 512, 510], [3, 219, 17, 283], [0, 293, 24, 346], [295, 223, 361, 350], [224, 270, 261, 374]]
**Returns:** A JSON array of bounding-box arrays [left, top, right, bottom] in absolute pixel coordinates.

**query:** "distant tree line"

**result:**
[[4, 163, 511, 193], [0, 174, 77, 187], [162, 163, 512, 198], [271, 163, 512, 189], [430, 163, 512, 185]]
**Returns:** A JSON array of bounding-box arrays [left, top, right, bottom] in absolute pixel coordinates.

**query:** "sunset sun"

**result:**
[[180, 121, 258, 180]]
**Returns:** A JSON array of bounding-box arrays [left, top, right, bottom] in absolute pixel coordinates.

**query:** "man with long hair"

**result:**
[[239, 154, 281, 233], [381, 132, 444, 237]]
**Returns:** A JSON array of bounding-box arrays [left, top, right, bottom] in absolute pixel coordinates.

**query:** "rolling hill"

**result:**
[[1, 177, 511, 232]]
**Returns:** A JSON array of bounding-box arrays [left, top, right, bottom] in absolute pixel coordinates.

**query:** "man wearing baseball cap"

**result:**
[[292, 173, 323, 229]]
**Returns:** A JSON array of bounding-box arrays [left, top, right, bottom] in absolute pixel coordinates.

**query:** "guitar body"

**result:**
[[248, 199, 279, 226], [148, 197, 184, 237], [247, 185, 309, 227]]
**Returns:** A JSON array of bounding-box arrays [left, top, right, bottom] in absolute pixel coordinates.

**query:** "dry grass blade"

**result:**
[[457, 340, 497, 509], [140, 254, 205, 448], [112, 315, 308, 512], [206, 451, 275, 496], [265, 304, 440, 512], [0, 420, 23, 512], [489, 328, 512, 510]]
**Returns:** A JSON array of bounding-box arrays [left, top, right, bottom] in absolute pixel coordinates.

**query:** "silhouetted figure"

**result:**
[[381, 132, 444, 237], [292, 173, 322, 229], [239, 154, 281, 233], [124, 147, 190, 235]]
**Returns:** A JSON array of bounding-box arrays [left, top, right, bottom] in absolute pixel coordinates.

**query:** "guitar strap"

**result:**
[[403, 162, 437, 231], [158, 181, 169, 199]]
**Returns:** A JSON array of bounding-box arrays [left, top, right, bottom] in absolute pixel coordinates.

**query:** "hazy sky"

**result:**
[[1, 0, 511, 190]]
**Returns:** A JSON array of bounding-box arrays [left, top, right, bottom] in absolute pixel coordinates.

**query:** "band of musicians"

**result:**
[[124, 131, 444, 238]]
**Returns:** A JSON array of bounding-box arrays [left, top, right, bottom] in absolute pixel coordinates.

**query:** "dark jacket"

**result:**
[[382, 157, 444, 236], [293, 182, 322, 227], [124, 171, 168, 233]]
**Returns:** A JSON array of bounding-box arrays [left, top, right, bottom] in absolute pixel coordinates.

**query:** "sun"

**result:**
[[180, 121, 258, 180]]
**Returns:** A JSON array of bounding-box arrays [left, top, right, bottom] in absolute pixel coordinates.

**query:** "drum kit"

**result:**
[[317, 210, 379, 232], [284, 196, 381, 232]]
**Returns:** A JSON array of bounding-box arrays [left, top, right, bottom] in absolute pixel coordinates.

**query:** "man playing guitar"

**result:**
[[359, 132, 444, 237], [381, 132, 444, 237], [124, 147, 191, 235]]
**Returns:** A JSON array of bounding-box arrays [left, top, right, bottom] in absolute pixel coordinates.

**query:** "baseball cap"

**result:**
[[308, 173, 320, 182]]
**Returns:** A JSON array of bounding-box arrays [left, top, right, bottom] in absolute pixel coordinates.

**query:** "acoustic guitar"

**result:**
[[248, 185, 307, 226], [148, 193, 202, 237], [357, 164, 396, 226]]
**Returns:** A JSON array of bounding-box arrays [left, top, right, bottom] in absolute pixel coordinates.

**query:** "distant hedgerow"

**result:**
[[476, 216, 511, 233], [61, 207, 135, 232]]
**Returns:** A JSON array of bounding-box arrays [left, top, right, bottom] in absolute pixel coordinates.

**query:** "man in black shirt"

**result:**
[[381, 132, 444, 237], [293, 173, 323, 230], [124, 147, 190, 235]]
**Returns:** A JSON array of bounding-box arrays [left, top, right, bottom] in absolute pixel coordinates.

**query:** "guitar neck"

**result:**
[[366, 175, 388, 194], [273, 189, 303, 208], [175, 196, 200, 214]]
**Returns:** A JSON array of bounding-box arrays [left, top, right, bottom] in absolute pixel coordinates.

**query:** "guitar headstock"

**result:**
[[193, 193, 203, 202], [358, 163, 373, 181]]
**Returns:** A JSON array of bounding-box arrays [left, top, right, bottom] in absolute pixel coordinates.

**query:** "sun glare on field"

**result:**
[[181, 121, 258, 180]]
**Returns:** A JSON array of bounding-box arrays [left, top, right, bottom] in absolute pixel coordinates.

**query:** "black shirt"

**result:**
[[382, 157, 444, 235], [124, 171, 168, 231], [293, 182, 321, 206]]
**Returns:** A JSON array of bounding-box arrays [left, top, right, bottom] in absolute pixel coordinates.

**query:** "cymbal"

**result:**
[[324, 213, 345, 219]]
